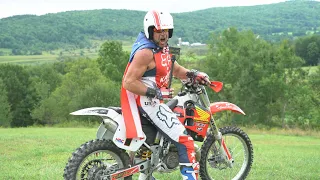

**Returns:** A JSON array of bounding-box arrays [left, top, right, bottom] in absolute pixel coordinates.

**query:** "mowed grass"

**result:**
[[0, 51, 99, 65], [0, 55, 59, 64], [0, 127, 319, 180]]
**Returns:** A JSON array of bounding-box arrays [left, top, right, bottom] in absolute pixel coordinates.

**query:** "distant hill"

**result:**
[[0, 0, 319, 52]]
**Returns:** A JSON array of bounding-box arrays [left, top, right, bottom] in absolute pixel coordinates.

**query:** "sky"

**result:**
[[0, 0, 289, 19]]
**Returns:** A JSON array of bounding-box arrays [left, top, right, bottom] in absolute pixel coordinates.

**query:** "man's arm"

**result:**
[[123, 48, 154, 96], [173, 62, 210, 85], [172, 62, 189, 80]]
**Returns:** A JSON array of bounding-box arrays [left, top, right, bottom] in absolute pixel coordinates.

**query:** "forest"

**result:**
[[0, 28, 319, 130], [0, 0, 320, 55], [0, 1, 319, 130]]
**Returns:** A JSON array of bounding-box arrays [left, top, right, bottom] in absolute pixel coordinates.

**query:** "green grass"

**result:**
[[0, 53, 99, 65], [0, 127, 319, 180], [0, 47, 100, 65], [0, 54, 59, 64], [0, 40, 208, 65], [302, 65, 319, 75]]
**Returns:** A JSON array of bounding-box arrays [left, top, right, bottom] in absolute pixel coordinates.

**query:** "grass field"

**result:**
[[0, 49, 99, 65], [302, 66, 319, 75], [0, 42, 208, 65], [0, 127, 319, 180]]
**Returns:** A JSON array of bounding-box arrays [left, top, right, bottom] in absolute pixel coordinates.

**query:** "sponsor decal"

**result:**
[[112, 166, 140, 179], [115, 138, 124, 144], [144, 101, 157, 106], [216, 103, 232, 110], [86, 109, 108, 114], [157, 105, 181, 128], [193, 106, 210, 121], [195, 122, 206, 127]]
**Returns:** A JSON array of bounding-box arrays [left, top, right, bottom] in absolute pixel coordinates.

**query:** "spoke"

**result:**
[[232, 150, 244, 159], [230, 142, 241, 152], [76, 150, 124, 180]]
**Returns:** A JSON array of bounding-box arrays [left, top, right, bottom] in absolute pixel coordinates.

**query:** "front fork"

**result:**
[[209, 117, 234, 168]]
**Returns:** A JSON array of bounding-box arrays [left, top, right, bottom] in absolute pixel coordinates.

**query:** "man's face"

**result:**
[[152, 28, 169, 48]]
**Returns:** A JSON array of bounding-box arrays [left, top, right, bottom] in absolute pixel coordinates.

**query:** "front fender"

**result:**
[[210, 102, 245, 115]]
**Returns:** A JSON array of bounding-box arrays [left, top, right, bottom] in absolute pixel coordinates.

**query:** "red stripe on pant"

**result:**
[[178, 136, 196, 163]]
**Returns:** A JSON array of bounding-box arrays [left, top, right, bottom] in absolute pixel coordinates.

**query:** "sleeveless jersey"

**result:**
[[141, 47, 172, 89]]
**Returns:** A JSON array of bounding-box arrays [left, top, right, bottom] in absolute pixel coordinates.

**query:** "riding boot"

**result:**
[[180, 163, 199, 180]]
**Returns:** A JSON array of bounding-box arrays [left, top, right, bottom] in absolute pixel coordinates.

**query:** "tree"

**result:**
[[203, 28, 304, 127], [97, 41, 129, 83], [32, 58, 120, 125], [295, 34, 320, 66], [0, 64, 36, 127], [306, 42, 319, 65], [27, 64, 62, 99], [1, 2, 320, 51], [0, 78, 12, 127]]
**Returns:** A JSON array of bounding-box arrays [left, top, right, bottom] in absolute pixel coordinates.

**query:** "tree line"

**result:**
[[0, 28, 319, 130], [0, 41, 128, 127], [201, 28, 319, 129], [0, 1, 320, 55]]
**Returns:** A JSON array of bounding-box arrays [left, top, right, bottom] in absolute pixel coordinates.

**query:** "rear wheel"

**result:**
[[199, 126, 253, 180], [63, 139, 132, 180]]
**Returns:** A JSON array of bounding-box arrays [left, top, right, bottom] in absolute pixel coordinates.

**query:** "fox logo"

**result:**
[[157, 105, 181, 128]]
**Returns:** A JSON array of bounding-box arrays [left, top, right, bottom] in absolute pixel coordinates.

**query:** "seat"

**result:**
[[107, 98, 178, 114]]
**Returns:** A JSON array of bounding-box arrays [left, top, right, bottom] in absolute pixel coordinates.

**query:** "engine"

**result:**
[[157, 144, 201, 173], [157, 146, 180, 173]]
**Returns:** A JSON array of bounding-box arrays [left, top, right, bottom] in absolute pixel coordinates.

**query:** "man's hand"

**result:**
[[146, 87, 174, 100], [186, 69, 210, 85], [195, 72, 210, 85], [146, 87, 163, 100], [160, 87, 174, 99]]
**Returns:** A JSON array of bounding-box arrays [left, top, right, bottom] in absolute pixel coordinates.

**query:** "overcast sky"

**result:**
[[0, 0, 292, 19]]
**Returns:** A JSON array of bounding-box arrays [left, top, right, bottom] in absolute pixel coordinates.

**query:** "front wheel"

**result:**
[[63, 139, 132, 180], [200, 126, 253, 180]]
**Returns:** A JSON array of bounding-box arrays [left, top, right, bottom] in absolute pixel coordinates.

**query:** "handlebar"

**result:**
[[181, 80, 223, 93]]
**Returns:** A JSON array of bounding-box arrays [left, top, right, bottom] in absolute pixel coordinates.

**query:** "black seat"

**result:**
[[166, 99, 178, 109]]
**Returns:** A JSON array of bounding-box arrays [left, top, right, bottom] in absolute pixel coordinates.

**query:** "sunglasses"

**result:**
[[153, 28, 169, 33]]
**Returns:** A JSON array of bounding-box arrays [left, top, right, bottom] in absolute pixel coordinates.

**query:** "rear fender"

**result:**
[[70, 107, 113, 117], [210, 102, 245, 115], [71, 107, 146, 151]]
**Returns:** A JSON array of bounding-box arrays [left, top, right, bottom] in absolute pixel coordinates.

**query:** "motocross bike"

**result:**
[[63, 80, 253, 180]]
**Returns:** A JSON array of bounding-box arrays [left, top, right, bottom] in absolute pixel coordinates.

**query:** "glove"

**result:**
[[146, 87, 163, 100], [186, 69, 210, 85], [146, 87, 174, 100], [160, 87, 174, 100]]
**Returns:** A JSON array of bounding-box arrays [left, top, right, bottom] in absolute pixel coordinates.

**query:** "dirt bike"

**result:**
[[63, 80, 253, 180]]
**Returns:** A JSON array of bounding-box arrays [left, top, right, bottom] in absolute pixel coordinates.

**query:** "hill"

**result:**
[[0, 0, 319, 52]]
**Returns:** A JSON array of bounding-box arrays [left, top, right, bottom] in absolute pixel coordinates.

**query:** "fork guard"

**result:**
[[210, 102, 245, 115]]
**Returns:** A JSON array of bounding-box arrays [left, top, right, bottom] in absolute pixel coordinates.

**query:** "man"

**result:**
[[121, 10, 209, 180]]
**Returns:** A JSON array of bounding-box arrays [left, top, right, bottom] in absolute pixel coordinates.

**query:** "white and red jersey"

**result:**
[[140, 47, 172, 89], [121, 46, 173, 139]]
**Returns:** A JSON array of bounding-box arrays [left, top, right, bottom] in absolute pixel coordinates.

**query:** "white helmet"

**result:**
[[144, 10, 174, 40]]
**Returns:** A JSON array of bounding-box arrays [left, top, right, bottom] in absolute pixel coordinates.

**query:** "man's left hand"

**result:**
[[160, 87, 174, 99]]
